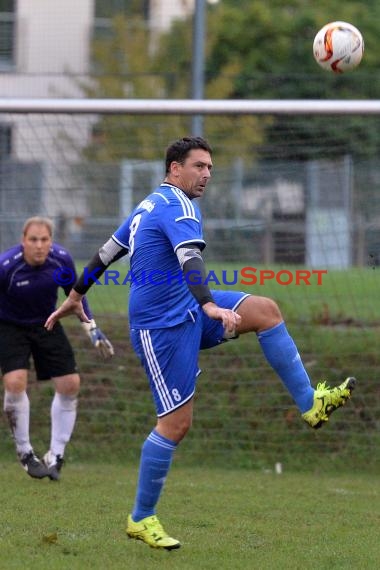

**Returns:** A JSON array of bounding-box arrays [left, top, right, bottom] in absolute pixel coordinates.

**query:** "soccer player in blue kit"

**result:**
[[45, 137, 356, 548], [0, 217, 114, 480]]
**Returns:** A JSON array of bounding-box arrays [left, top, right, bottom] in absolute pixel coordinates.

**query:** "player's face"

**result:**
[[22, 223, 52, 266], [169, 149, 213, 199]]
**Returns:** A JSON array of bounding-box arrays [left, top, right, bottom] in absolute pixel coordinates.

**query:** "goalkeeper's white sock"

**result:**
[[50, 393, 78, 457], [3, 390, 32, 456]]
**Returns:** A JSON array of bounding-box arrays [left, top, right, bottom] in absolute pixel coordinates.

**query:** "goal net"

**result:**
[[0, 99, 378, 472]]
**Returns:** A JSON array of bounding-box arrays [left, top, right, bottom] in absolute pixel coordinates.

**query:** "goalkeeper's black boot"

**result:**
[[20, 451, 50, 479], [43, 450, 64, 481]]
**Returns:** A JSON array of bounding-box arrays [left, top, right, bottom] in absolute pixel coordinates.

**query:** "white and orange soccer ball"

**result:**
[[313, 21, 364, 73]]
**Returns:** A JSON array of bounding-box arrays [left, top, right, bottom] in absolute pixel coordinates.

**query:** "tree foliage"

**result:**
[[200, 0, 380, 159], [80, 14, 188, 162], [82, 0, 380, 162]]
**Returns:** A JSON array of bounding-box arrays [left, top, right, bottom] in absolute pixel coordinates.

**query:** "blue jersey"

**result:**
[[113, 183, 206, 328], [0, 243, 92, 326]]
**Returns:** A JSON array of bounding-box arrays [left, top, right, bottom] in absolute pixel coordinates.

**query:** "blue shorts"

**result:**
[[200, 290, 250, 349], [130, 290, 250, 417]]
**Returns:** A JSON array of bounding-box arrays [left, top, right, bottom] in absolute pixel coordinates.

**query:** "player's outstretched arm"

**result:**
[[45, 289, 88, 331], [46, 237, 126, 354], [47, 237, 128, 325]]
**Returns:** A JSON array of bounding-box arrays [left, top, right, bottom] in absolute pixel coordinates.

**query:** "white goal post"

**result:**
[[1, 98, 380, 114]]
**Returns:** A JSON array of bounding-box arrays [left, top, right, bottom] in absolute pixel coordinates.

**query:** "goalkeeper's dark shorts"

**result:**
[[0, 320, 78, 380]]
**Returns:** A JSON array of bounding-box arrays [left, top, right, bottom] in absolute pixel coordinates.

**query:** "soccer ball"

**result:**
[[313, 21, 364, 73]]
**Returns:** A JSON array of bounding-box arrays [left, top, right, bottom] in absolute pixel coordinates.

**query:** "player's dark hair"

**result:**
[[165, 136, 212, 174]]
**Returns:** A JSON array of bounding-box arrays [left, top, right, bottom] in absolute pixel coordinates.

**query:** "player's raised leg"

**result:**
[[235, 295, 356, 428]]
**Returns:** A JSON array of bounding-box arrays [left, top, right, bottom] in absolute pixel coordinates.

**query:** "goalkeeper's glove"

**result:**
[[81, 319, 114, 360]]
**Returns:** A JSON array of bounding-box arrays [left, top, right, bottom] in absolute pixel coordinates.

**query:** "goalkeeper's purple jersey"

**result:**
[[0, 243, 92, 326], [112, 183, 206, 328]]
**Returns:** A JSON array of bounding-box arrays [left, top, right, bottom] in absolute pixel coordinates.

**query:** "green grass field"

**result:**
[[0, 463, 379, 570], [1, 262, 379, 568]]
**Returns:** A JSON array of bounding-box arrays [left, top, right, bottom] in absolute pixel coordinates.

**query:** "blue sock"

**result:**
[[257, 321, 314, 413], [132, 430, 177, 522]]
